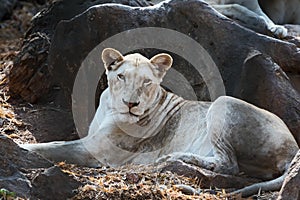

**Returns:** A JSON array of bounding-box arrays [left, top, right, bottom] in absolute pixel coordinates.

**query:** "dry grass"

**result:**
[[58, 162, 234, 200]]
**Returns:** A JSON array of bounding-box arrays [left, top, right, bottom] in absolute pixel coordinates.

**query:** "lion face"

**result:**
[[101, 48, 173, 123]]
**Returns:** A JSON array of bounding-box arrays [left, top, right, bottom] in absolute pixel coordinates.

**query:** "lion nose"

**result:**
[[122, 99, 140, 108]]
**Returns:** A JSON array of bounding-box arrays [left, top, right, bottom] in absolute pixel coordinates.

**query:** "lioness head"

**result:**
[[102, 48, 172, 122]]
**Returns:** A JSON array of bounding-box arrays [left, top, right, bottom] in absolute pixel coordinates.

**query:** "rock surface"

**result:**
[[0, 134, 50, 198], [277, 150, 300, 200], [161, 160, 260, 190], [0, 134, 81, 199], [31, 166, 81, 200]]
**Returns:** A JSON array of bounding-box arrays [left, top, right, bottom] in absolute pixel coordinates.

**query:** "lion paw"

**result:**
[[156, 153, 193, 164], [156, 154, 177, 163], [156, 153, 216, 171], [269, 25, 288, 38]]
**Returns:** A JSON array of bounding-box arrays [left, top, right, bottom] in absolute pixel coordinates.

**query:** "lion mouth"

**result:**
[[129, 111, 140, 117], [120, 111, 140, 117]]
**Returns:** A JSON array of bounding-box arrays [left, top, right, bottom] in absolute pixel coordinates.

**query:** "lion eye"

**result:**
[[117, 74, 125, 81], [143, 79, 152, 86]]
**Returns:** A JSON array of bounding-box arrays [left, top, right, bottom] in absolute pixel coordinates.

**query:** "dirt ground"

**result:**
[[0, 1, 281, 200]]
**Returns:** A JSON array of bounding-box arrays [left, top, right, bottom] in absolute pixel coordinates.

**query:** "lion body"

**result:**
[[86, 88, 298, 181]]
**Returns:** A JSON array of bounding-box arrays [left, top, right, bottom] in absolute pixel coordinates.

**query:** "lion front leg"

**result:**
[[20, 138, 102, 167]]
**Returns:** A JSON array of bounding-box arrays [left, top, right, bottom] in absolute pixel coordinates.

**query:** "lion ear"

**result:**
[[102, 48, 124, 71], [150, 53, 173, 79]]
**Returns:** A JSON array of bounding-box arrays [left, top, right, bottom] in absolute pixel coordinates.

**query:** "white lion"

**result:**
[[21, 48, 299, 196]]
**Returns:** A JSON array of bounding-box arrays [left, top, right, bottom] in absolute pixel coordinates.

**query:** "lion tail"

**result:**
[[232, 172, 286, 197]]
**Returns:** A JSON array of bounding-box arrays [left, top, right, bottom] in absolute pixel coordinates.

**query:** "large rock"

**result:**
[[31, 166, 81, 200], [0, 134, 80, 199], [48, 0, 300, 140], [277, 150, 300, 200], [0, 134, 51, 198]]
